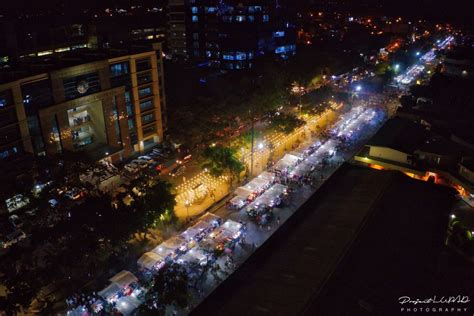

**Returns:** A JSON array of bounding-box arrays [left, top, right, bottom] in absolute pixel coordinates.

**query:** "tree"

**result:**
[[201, 145, 245, 183], [134, 180, 177, 238], [270, 113, 305, 133], [141, 263, 190, 313]]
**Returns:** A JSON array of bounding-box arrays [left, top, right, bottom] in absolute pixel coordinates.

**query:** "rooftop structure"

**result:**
[[0, 43, 166, 163], [167, 0, 296, 69]]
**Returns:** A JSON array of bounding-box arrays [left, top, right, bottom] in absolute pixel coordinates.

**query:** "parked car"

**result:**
[[169, 165, 186, 177], [4, 230, 27, 248], [9, 215, 23, 228], [132, 159, 148, 169], [124, 163, 139, 173], [65, 188, 82, 200], [138, 156, 154, 164]]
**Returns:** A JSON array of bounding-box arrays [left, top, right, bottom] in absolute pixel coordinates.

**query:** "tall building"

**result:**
[[167, 0, 296, 69], [0, 44, 166, 163], [0, 19, 97, 64]]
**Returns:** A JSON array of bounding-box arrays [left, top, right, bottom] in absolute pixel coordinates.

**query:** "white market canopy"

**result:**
[[98, 283, 122, 301], [288, 150, 305, 158], [162, 235, 187, 249], [290, 161, 314, 178], [199, 212, 221, 225], [151, 243, 176, 258], [181, 226, 201, 240], [109, 270, 138, 288], [67, 305, 89, 316], [255, 184, 287, 206], [229, 195, 247, 208], [257, 171, 276, 182], [115, 295, 142, 315], [234, 186, 253, 198], [191, 220, 211, 232], [221, 219, 242, 234], [210, 221, 242, 243], [304, 153, 321, 166], [137, 252, 164, 270], [179, 247, 208, 264], [181, 220, 212, 241], [273, 154, 300, 171], [241, 177, 270, 193]]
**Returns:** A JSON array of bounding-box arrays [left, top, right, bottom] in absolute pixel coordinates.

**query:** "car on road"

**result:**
[[169, 165, 186, 177], [176, 154, 192, 165], [150, 161, 165, 172]]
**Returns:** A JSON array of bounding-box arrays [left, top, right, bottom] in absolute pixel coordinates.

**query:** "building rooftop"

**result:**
[[0, 44, 159, 85], [192, 164, 458, 315], [418, 134, 474, 157], [367, 117, 429, 153], [460, 158, 474, 172], [445, 47, 474, 62], [452, 207, 474, 230]]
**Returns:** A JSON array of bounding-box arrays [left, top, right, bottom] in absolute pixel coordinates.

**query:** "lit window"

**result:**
[[191, 7, 198, 14], [263, 15, 269, 22], [192, 15, 198, 22], [248, 6, 262, 13], [236, 15, 245, 22], [273, 31, 285, 38], [138, 87, 152, 98], [235, 52, 247, 60]]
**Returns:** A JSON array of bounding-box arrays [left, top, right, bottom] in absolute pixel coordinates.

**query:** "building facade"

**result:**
[[0, 45, 166, 163], [167, 0, 296, 69]]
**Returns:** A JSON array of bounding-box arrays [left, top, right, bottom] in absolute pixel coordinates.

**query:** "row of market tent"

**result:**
[[68, 270, 144, 316], [68, 212, 244, 315], [137, 212, 243, 273], [228, 105, 379, 222]]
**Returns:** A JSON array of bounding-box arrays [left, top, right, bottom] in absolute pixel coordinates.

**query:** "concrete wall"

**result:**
[[368, 146, 410, 165]]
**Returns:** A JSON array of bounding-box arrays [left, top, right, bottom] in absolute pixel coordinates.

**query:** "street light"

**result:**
[[185, 200, 190, 221], [258, 142, 264, 150], [394, 64, 400, 71], [355, 85, 362, 92]]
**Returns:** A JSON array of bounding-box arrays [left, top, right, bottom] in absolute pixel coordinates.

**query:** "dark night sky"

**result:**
[[0, 0, 472, 23]]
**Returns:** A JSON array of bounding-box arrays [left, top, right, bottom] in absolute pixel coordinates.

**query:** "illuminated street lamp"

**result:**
[[355, 85, 362, 92], [185, 200, 191, 221]]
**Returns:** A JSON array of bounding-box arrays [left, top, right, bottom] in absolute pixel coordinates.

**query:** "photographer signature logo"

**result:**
[[398, 295, 470, 313]]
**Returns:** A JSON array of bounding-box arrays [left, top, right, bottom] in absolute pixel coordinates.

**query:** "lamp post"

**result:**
[[185, 200, 190, 222], [250, 110, 255, 177]]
